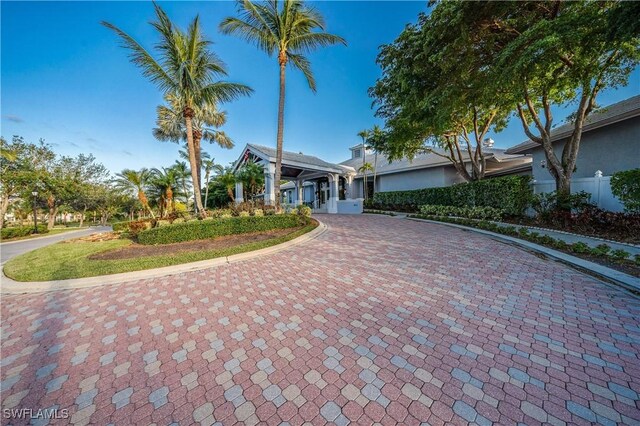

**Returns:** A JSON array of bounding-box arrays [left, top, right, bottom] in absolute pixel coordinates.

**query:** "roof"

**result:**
[[235, 144, 355, 174], [506, 95, 640, 154], [340, 147, 527, 178]]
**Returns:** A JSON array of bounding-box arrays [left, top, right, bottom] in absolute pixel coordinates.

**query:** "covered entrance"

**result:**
[[232, 144, 361, 214]]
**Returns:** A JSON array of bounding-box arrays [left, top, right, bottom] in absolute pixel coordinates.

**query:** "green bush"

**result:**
[[610, 249, 630, 260], [571, 242, 590, 254], [296, 205, 312, 217], [419, 205, 504, 221], [137, 214, 307, 245], [1, 225, 49, 239], [611, 169, 640, 213], [373, 175, 531, 216], [112, 219, 154, 232]]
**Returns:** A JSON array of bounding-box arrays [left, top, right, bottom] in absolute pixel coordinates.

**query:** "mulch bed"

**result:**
[[89, 227, 304, 261], [561, 251, 640, 278]]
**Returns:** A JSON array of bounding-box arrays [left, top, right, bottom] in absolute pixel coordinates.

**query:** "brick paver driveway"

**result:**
[[2, 215, 639, 425]]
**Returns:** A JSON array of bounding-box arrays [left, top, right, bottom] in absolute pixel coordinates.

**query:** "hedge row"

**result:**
[[137, 214, 308, 245], [372, 175, 532, 216], [419, 205, 504, 221], [1, 225, 49, 239]]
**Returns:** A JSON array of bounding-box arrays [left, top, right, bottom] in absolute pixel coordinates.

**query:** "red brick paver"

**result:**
[[2, 215, 639, 425]]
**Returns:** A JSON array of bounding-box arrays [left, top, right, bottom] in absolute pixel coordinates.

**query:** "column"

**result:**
[[264, 162, 276, 205], [313, 181, 318, 209], [345, 175, 354, 199], [328, 173, 339, 214], [235, 181, 244, 204], [296, 180, 304, 206]]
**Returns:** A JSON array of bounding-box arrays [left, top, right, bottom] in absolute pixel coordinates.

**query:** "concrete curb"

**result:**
[[1, 221, 327, 294], [407, 217, 640, 294]]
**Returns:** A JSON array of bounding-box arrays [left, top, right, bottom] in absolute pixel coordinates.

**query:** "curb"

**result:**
[[407, 217, 640, 295], [1, 221, 327, 294]]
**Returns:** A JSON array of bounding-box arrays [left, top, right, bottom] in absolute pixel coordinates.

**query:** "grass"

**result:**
[[3, 221, 318, 282], [1, 227, 88, 243]]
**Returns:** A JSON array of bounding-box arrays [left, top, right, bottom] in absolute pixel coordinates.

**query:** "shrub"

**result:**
[[373, 175, 531, 216], [610, 249, 630, 260], [264, 206, 276, 216], [137, 214, 307, 245], [419, 205, 504, 221], [591, 244, 611, 256], [239, 211, 250, 217], [128, 220, 151, 237], [1, 225, 49, 239], [611, 169, 640, 213], [571, 242, 590, 254], [253, 209, 264, 217], [296, 205, 312, 217]]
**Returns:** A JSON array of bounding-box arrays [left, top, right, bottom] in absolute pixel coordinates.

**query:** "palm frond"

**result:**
[[287, 53, 316, 91]]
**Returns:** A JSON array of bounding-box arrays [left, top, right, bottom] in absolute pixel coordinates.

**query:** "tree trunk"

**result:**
[[184, 111, 206, 216], [274, 55, 287, 208], [47, 207, 57, 230], [194, 134, 202, 191], [79, 207, 86, 228], [0, 193, 9, 229], [373, 152, 378, 197], [204, 174, 211, 209]]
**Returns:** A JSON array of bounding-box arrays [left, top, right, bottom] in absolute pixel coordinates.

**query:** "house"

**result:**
[[505, 95, 640, 181], [505, 95, 640, 211], [340, 145, 531, 199], [234, 142, 530, 213]]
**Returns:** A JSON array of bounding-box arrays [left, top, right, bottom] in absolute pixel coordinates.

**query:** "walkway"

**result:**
[[1, 226, 112, 266], [1, 215, 639, 425]]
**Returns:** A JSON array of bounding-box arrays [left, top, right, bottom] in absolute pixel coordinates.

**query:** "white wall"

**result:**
[[532, 175, 624, 212]]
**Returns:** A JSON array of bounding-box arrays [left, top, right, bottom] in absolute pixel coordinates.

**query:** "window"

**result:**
[[353, 148, 361, 159]]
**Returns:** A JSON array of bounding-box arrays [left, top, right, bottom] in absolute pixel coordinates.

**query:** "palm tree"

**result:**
[[368, 125, 384, 197], [202, 158, 224, 208], [113, 168, 155, 219], [103, 3, 252, 216], [217, 167, 238, 202], [357, 129, 370, 198], [358, 162, 373, 202], [171, 161, 192, 205], [149, 167, 182, 217], [237, 160, 265, 200], [220, 0, 345, 207], [153, 93, 233, 189]]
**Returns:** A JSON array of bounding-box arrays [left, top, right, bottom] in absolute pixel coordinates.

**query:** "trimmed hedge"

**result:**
[[137, 214, 308, 245], [372, 175, 532, 216], [419, 205, 504, 221], [1, 225, 49, 239]]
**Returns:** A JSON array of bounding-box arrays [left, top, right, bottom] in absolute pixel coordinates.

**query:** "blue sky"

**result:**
[[2, 1, 639, 174]]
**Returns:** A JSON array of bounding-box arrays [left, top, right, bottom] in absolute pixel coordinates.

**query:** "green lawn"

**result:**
[[1, 227, 89, 242], [4, 222, 317, 282]]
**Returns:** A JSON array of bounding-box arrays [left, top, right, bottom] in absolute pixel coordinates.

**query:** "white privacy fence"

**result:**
[[531, 175, 624, 212]]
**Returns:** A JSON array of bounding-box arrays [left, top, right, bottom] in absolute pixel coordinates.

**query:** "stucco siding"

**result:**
[[530, 116, 640, 180], [377, 167, 447, 192]]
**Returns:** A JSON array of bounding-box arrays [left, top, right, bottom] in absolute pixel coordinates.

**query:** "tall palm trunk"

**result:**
[[204, 172, 211, 208], [138, 190, 155, 219], [362, 145, 367, 201], [184, 109, 206, 216], [193, 131, 203, 191], [274, 53, 286, 208], [372, 152, 378, 197]]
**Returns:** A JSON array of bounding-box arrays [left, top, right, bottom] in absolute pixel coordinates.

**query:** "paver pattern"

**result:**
[[1, 215, 639, 425]]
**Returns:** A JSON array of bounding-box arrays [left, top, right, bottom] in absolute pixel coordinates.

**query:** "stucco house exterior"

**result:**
[[506, 95, 640, 181], [339, 145, 531, 199]]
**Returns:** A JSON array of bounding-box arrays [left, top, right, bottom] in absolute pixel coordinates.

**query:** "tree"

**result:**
[[221, 0, 345, 207], [237, 160, 265, 200], [368, 125, 384, 197], [153, 93, 233, 189], [369, 5, 512, 182], [0, 136, 55, 228], [202, 158, 224, 208], [398, 1, 640, 200], [358, 162, 373, 202], [217, 167, 238, 202], [356, 130, 370, 198], [103, 3, 252, 216], [113, 169, 156, 219], [170, 161, 192, 205], [149, 167, 182, 217]]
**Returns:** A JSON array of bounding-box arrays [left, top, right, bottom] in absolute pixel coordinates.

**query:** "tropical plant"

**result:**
[[103, 3, 252, 216], [153, 93, 233, 189], [220, 0, 345, 207], [358, 162, 373, 202], [237, 160, 265, 200], [217, 167, 238, 202], [170, 161, 192, 205], [202, 158, 224, 208], [113, 168, 155, 219], [149, 167, 183, 218]]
